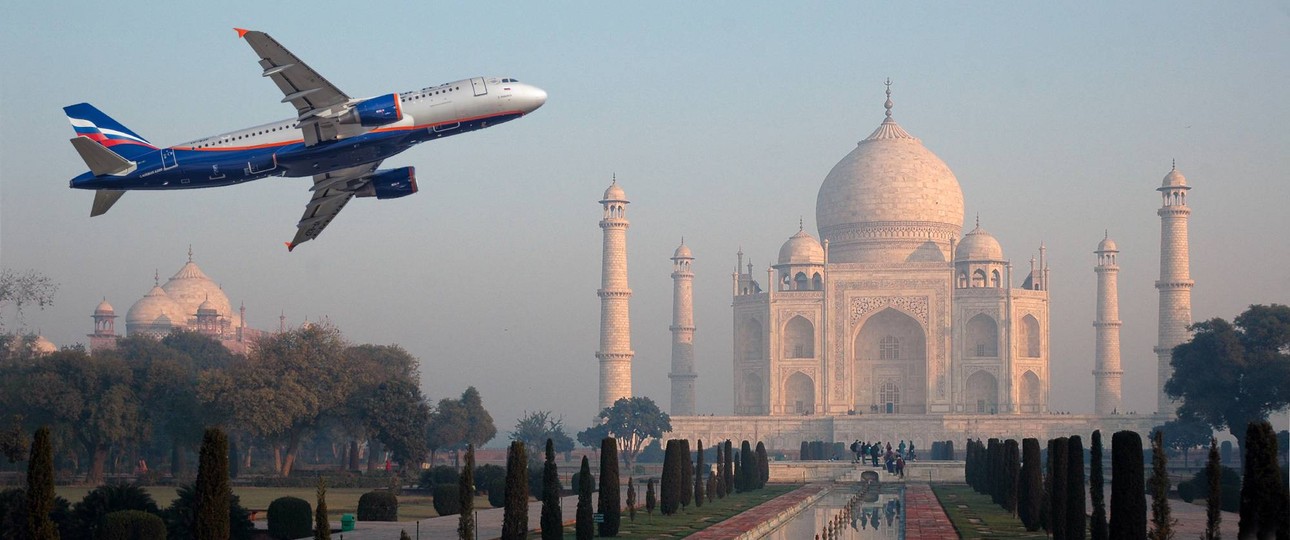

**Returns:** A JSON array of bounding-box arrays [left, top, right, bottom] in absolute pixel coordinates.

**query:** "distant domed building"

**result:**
[[90, 248, 270, 354], [730, 83, 1053, 417]]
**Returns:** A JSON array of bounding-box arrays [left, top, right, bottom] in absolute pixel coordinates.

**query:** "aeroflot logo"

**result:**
[[68, 118, 151, 145]]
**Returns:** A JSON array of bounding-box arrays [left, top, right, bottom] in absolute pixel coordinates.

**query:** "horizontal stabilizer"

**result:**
[[69, 137, 136, 176], [91, 189, 126, 217]]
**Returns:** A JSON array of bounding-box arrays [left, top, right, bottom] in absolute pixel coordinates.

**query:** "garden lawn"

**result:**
[[932, 484, 1049, 539], [562, 485, 796, 539], [55, 486, 477, 521]]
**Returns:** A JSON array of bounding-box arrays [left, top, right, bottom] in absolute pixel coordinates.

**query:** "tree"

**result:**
[[427, 398, 468, 467], [1203, 438, 1221, 540], [1238, 420, 1289, 539], [713, 443, 725, 498], [1067, 435, 1086, 540], [365, 378, 430, 469], [460, 387, 497, 450], [457, 444, 475, 540], [645, 478, 655, 516], [693, 439, 705, 507], [0, 268, 58, 332], [756, 442, 769, 488], [195, 428, 230, 540], [723, 440, 733, 494], [597, 437, 620, 537], [989, 438, 1005, 505], [659, 440, 680, 515], [1148, 430, 1174, 540], [502, 441, 528, 540], [1003, 439, 1020, 515], [1090, 430, 1108, 540], [575, 456, 593, 540], [1109, 431, 1146, 540], [1049, 437, 1069, 540], [679, 440, 692, 508], [626, 477, 636, 522], [738, 440, 754, 493], [1166, 305, 1290, 466], [540, 439, 562, 540], [27, 426, 57, 540], [1154, 417, 1212, 468], [1019, 438, 1043, 531], [594, 397, 671, 470], [512, 411, 574, 463], [314, 477, 330, 540]]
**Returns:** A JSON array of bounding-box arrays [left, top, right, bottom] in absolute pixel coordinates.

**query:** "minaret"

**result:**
[[1155, 163, 1193, 416], [1093, 233, 1123, 415], [596, 177, 634, 411], [669, 239, 697, 415]]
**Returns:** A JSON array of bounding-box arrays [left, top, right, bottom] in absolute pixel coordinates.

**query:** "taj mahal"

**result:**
[[596, 84, 1189, 448]]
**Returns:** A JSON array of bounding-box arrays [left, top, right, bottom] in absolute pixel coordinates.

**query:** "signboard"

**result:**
[[593, 513, 604, 523]]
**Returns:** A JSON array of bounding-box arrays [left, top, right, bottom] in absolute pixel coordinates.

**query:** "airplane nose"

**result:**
[[524, 85, 547, 112]]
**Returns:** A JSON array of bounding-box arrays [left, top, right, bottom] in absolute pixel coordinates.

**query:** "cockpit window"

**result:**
[[501, 78, 518, 83]]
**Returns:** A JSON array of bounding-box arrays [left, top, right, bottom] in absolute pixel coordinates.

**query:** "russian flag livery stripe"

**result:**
[[63, 103, 156, 149]]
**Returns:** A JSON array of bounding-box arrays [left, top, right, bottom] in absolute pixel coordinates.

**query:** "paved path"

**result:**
[[316, 494, 580, 540], [903, 484, 959, 539], [687, 484, 828, 539]]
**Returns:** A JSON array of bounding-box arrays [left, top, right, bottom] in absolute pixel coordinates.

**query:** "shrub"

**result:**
[[432, 484, 460, 516], [357, 491, 398, 521], [73, 483, 161, 539], [1184, 465, 1241, 512], [474, 465, 505, 495], [162, 483, 255, 540], [267, 496, 311, 540], [102, 509, 166, 540], [1177, 481, 1197, 503], [420, 465, 460, 489], [487, 477, 506, 508]]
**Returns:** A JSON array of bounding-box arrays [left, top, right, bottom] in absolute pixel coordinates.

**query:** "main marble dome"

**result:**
[[816, 90, 964, 264]]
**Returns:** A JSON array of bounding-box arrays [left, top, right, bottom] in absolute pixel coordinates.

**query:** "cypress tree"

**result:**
[[1203, 438, 1220, 540], [756, 442, 769, 488], [733, 451, 742, 492], [678, 439, 692, 509], [1019, 438, 1043, 531], [645, 478, 656, 516], [693, 440, 705, 507], [714, 443, 725, 498], [1049, 437, 1069, 540], [503, 441, 529, 540], [314, 476, 330, 540], [195, 427, 230, 540], [965, 440, 974, 490], [739, 441, 754, 492], [1067, 435, 1086, 540], [989, 438, 1004, 504], [26, 426, 57, 540], [723, 440, 734, 493], [1238, 420, 1289, 540], [1040, 442, 1052, 534], [1004, 439, 1020, 515], [229, 440, 240, 479], [625, 477, 636, 522], [458, 444, 476, 540], [1090, 430, 1108, 540], [660, 440, 679, 515], [800, 441, 809, 461], [575, 456, 593, 540], [1109, 431, 1146, 540], [597, 437, 619, 537], [946, 440, 954, 461], [705, 470, 715, 503], [1147, 430, 1172, 540], [541, 439, 562, 540]]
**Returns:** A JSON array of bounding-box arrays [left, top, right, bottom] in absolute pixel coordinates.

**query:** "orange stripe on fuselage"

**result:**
[[169, 110, 525, 152]]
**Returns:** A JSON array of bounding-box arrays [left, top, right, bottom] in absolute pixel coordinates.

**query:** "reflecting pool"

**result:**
[[762, 483, 904, 539]]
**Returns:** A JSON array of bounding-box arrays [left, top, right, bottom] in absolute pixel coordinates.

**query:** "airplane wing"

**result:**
[[286, 161, 382, 251], [235, 28, 351, 146]]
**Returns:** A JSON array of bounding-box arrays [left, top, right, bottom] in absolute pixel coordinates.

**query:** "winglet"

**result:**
[[234, 28, 250, 38], [284, 241, 295, 252]]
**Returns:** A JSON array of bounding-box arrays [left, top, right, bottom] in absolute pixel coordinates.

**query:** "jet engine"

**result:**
[[340, 93, 403, 127], [355, 167, 418, 199]]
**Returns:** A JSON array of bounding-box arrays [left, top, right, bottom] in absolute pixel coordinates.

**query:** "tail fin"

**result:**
[[63, 103, 157, 160]]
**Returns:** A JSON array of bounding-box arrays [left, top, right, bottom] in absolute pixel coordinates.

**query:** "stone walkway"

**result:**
[[687, 484, 829, 539], [903, 484, 960, 539], [312, 494, 580, 540]]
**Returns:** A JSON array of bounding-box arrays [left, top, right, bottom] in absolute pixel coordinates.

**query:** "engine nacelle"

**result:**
[[340, 93, 403, 127], [355, 167, 418, 200]]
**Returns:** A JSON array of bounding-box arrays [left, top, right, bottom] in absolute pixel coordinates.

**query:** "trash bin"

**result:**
[[341, 513, 355, 531]]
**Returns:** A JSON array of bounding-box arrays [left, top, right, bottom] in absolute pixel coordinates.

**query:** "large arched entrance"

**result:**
[[1020, 370, 1042, 413], [784, 372, 815, 414], [964, 370, 999, 413], [783, 316, 815, 358], [965, 314, 999, 357], [854, 307, 927, 414]]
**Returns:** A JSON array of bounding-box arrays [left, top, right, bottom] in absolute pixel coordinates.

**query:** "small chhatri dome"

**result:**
[[1097, 232, 1118, 252], [197, 297, 218, 314], [94, 298, 115, 315], [601, 175, 627, 202], [778, 226, 825, 265], [673, 238, 693, 259], [1161, 164, 1187, 188], [955, 220, 1005, 261], [32, 335, 57, 355]]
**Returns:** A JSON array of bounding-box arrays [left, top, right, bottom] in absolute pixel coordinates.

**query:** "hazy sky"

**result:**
[[2, 2, 1287, 439]]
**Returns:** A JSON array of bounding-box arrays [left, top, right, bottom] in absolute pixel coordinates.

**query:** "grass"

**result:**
[[561, 485, 796, 539], [932, 484, 1048, 539], [54, 485, 486, 521]]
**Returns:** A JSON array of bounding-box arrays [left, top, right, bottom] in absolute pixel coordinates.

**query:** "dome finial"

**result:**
[[611, 172, 616, 185], [1171, 159, 1176, 171], [187, 244, 193, 262], [884, 78, 894, 118], [799, 216, 804, 231], [975, 213, 980, 229], [1105, 229, 1109, 239], [154, 269, 159, 286]]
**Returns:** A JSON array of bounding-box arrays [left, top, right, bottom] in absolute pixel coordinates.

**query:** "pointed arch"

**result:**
[[855, 307, 927, 414], [972, 269, 987, 287], [782, 315, 814, 358], [966, 313, 999, 357], [740, 317, 764, 361], [741, 371, 764, 413], [1019, 314, 1041, 357], [1020, 370, 1042, 413], [784, 372, 815, 414], [811, 273, 823, 290], [965, 370, 999, 413]]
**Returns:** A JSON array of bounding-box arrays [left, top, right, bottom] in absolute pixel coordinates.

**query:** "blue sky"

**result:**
[[2, 2, 1287, 436]]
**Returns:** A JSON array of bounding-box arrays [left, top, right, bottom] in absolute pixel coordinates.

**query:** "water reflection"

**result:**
[[763, 484, 904, 539]]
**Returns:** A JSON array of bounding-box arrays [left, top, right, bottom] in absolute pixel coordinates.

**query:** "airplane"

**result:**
[[66, 28, 547, 250]]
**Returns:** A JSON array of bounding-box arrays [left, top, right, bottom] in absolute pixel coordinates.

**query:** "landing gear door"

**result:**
[[470, 77, 487, 96]]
